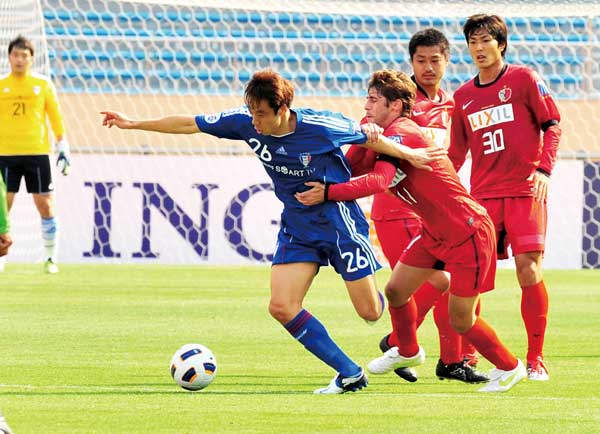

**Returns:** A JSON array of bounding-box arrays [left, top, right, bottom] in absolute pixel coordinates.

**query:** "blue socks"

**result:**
[[41, 217, 58, 261], [285, 309, 361, 378]]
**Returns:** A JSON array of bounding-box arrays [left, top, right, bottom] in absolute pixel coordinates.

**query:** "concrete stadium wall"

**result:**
[[61, 94, 600, 156]]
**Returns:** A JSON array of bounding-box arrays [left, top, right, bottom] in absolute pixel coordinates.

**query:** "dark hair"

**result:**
[[463, 14, 508, 57], [244, 70, 294, 114], [368, 70, 416, 117], [409, 28, 450, 59], [8, 35, 34, 56]]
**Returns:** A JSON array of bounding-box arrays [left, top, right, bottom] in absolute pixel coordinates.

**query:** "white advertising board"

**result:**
[[6, 156, 583, 269]]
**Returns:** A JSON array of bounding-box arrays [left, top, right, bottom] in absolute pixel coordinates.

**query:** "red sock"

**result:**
[[389, 299, 419, 357], [433, 292, 462, 364], [387, 331, 400, 348], [462, 298, 481, 359], [521, 281, 549, 360], [413, 281, 442, 327], [387, 281, 440, 348], [463, 317, 518, 371]]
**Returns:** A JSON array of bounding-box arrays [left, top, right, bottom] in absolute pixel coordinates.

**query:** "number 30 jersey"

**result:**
[[0, 72, 65, 155], [449, 64, 561, 199]]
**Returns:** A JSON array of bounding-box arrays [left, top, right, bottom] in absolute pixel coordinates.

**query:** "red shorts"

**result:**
[[373, 218, 422, 268], [480, 197, 547, 259], [400, 216, 497, 297]]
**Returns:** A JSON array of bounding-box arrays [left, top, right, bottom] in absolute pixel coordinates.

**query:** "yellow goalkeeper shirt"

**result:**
[[0, 72, 65, 155]]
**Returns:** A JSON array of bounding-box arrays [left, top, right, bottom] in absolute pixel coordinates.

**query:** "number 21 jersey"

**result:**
[[0, 72, 65, 155]]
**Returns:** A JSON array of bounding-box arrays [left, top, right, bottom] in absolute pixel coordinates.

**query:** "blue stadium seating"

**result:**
[[41, 1, 596, 98]]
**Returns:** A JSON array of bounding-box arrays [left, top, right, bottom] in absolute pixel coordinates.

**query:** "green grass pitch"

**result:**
[[0, 265, 598, 433]]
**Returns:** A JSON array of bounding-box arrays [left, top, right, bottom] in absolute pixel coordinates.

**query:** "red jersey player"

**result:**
[[297, 70, 527, 392], [449, 14, 561, 381], [346, 30, 483, 384]]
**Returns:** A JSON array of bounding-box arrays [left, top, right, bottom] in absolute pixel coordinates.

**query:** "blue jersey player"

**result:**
[[101, 70, 445, 394]]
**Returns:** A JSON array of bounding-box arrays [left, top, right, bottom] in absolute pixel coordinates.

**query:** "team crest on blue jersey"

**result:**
[[204, 113, 222, 124], [299, 152, 312, 168], [537, 81, 550, 97], [498, 86, 512, 102]]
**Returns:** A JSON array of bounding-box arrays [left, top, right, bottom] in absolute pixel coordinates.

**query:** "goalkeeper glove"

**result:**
[[56, 138, 71, 176]]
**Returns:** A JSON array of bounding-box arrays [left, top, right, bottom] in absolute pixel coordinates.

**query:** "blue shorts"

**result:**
[[272, 201, 381, 281]]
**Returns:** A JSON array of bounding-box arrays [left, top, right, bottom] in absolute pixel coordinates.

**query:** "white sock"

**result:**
[[41, 217, 59, 262]]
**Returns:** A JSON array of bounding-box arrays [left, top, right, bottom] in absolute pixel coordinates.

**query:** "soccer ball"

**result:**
[[170, 343, 217, 391]]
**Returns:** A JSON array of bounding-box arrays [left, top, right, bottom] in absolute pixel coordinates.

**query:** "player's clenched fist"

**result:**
[[361, 122, 383, 143]]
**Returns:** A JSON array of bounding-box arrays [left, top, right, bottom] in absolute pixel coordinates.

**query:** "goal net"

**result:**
[[0, 0, 51, 265], [3, 0, 600, 268]]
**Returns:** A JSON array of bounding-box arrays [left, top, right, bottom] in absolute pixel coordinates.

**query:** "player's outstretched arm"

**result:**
[[101, 111, 200, 134], [345, 145, 375, 177], [361, 123, 446, 172], [295, 160, 396, 206]]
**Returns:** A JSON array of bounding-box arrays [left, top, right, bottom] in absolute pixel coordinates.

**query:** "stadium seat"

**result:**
[[42, 4, 591, 99]]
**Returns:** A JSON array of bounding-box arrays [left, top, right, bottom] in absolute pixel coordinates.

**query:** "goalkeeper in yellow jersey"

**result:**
[[0, 35, 70, 273]]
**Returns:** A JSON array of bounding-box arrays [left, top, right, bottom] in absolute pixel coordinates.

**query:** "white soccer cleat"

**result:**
[[527, 356, 550, 381], [44, 258, 59, 274], [478, 359, 527, 392], [314, 369, 368, 394], [367, 346, 425, 375], [0, 415, 13, 434]]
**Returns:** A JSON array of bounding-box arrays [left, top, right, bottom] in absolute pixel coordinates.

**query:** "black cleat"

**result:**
[[435, 359, 489, 383], [378, 334, 418, 383]]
